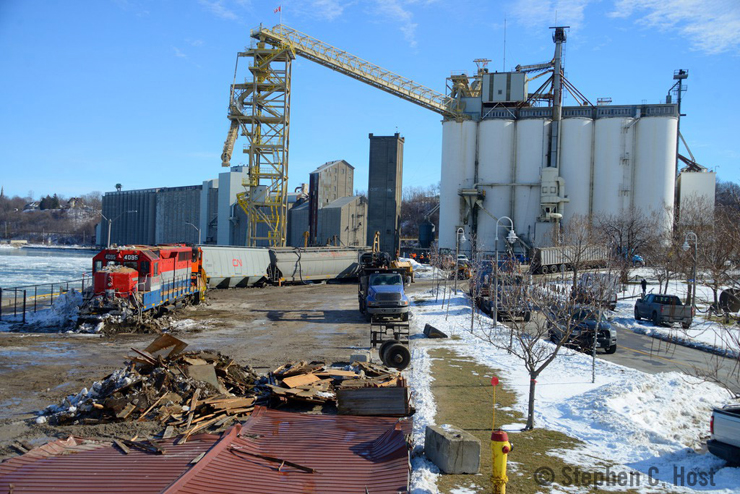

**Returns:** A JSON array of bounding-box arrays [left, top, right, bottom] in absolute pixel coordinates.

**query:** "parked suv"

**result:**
[[548, 307, 617, 354]]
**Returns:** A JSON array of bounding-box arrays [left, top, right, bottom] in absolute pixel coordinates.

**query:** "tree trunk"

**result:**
[[525, 377, 537, 430]]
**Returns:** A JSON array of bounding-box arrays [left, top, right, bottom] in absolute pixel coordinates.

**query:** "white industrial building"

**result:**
[[437, 27, 710, 255], [439, 104, 680, 253]]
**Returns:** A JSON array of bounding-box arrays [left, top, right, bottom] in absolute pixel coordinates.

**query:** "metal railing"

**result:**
[[0, 274, 92, 324]]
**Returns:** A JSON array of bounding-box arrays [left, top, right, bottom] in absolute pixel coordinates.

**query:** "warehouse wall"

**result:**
[[155, 186, 202, 244]]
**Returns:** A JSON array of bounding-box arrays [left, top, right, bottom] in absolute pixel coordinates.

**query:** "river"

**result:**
[[0, 246, 94, 289]]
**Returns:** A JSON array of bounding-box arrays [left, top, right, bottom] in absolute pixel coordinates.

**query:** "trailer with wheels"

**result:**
[[371, 318, 411, 370]]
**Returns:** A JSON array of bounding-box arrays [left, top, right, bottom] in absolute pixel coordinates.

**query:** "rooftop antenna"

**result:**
[[503, 17, 507, 71]]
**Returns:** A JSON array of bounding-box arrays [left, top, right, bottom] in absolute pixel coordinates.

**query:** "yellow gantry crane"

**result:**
[[221, 24, 462, 247]]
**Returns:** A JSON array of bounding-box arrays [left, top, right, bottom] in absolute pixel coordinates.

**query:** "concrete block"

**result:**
[[424, 425, 480, 474], [423, 323, 448, 339], [350, 350, 371, 363]]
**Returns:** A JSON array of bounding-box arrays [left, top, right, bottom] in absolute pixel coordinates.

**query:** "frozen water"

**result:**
[[0, 246, 93, 289]]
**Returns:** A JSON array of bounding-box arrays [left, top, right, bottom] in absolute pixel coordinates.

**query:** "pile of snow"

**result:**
[[406, 287, 740, 493], [399, 257, 445, 280], [11, 289, 84, 330]]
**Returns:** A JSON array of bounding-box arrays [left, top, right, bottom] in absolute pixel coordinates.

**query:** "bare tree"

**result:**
[[467, 263, 613, 430], [594, 208, 659, 283], [557, 214, 605, 289], [699, 206, 740, 310]]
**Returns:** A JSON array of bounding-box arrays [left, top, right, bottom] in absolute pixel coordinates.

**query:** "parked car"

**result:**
[[708, 405, 740, 465], [548, 306, 617, 354], [634, 293, 693, 329]]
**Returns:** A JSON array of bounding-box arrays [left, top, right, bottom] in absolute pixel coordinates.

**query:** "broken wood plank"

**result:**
[[282, 373, 320, 388], [227, 447, 315, 473], [113, 439, 130, 454], [314, 370, 359, 379], [144, 333, 188, 358], [137, 394, 166, 422], [162, 426, 175, 439], [116, 403, 136, 420], [183, 388, 201, 432], [129, 348, 158, 366]]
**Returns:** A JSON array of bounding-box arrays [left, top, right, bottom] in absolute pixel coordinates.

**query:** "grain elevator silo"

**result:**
[[439, 27, 678, 255]]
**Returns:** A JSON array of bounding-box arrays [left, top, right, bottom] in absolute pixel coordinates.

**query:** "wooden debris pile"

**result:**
[[265, 360, 408, 412], [40, 335, 266, 436]]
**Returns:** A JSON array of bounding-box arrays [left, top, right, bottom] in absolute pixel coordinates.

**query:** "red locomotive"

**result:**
[[80, 244, 206, 324]]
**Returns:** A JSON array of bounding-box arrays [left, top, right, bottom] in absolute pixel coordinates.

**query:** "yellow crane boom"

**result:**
[[222, 24, 460, 247], [253, 24, 458, 118]]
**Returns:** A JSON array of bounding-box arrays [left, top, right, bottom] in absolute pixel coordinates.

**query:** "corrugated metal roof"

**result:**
[[0, 435, 219, 494], [0, 408, 411, 494], [167, 406, 411, 494]]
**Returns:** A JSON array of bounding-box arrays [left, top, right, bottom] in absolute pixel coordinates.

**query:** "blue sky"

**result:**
[[1, 0, 738, 200]]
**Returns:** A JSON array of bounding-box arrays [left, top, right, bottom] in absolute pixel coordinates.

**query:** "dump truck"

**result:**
[[357, 250, 411, 370]]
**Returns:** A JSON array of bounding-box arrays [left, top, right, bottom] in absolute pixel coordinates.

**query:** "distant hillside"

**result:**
[[0, 191, 101, 245]]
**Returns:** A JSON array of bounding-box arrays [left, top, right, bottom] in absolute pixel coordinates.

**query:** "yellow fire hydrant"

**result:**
[[491, 430, 511, 494]]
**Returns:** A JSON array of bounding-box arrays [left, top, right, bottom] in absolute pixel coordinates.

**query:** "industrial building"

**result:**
[[367, 134, 404, 254], [288, 160, 367, 248], [216, 25, 716, 258], [439, 103, 681, 254], [98, 185, 201, 246], [309, 160, 355, 244], [99, 163, 365, 249]]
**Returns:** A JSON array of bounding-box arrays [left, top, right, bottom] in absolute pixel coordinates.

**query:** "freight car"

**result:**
[[79, 244, 206, 324]]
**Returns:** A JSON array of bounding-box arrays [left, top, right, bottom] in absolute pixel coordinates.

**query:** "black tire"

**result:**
[[378, 340, 396, 364], [652, 311, 660, 326], [548, 330, 558, 343], [682, 321, 691, 330], [384, 343, 411, 370], [605, 344, 617, 354], [523, 311, 531, 322], [634, 307, 641, 321], [401, 312, 410, 322]]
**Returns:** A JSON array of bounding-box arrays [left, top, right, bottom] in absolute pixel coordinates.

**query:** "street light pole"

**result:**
[[493, 216, 517, 328], [185, 222, 202, 244], [682, 231, 698, 310], [454, 227, 466, 294], [101, 210, 137, 248]]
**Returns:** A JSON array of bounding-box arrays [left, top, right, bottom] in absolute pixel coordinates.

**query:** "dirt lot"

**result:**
[[0, 280, 415, 457]]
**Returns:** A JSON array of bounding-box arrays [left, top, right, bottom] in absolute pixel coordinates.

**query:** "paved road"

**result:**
[[600, 323, 740, 394]]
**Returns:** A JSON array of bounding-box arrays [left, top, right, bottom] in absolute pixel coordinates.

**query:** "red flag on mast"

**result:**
[[274, 6, 281, 13]]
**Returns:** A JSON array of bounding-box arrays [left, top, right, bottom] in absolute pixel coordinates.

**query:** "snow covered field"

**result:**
[[406, 287, 740, 493]]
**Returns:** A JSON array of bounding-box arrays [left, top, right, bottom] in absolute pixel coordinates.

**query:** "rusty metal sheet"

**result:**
[[0, 408, 411, 494], [0, 435, 219, 494], [167, 406, 411, 494]]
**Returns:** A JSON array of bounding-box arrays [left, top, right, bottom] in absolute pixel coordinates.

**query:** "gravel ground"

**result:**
[[0, 279, 422, 458]]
